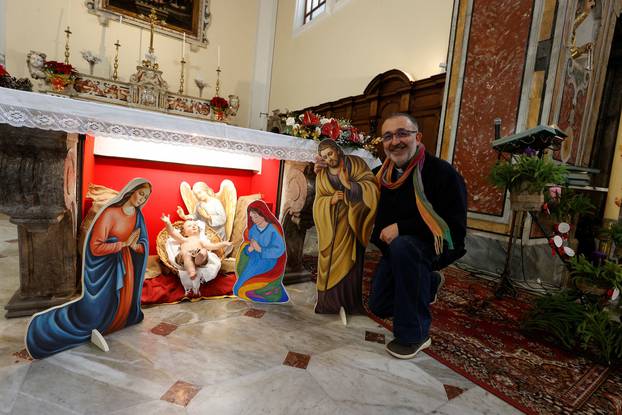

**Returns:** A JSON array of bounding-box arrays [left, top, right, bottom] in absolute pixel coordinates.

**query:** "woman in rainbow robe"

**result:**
[[234, 200, 288, 303], [26, 179, 152, 359]]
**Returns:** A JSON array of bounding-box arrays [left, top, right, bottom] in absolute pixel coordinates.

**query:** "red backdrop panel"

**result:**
[[88, 153, 281, 255]]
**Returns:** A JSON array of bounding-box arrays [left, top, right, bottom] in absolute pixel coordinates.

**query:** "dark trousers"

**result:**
[[368, 235, 436, 344]]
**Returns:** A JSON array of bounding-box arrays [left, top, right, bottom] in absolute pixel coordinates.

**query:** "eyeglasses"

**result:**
[[381, 129, 418, 142]]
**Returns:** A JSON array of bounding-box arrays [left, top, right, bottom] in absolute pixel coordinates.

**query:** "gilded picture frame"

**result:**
[[85, 0, 211, 48]]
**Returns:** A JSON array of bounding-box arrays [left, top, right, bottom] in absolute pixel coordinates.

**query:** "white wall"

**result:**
[[4, 0, 261, 127], [269, 0, 453, 112]]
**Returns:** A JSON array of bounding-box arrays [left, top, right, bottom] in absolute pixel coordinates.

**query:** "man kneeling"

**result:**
[[369, 113, 467, 359]]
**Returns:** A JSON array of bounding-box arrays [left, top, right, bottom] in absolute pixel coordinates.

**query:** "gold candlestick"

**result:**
[[112, 40, 121, 81], [179, 57, 186, 94], [148, 8, 157, 54], [215, 66, 221, 97], [64, 26, 72, 64]]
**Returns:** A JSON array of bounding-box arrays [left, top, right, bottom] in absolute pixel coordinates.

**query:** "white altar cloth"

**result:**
[[0, 88, 377, 165]]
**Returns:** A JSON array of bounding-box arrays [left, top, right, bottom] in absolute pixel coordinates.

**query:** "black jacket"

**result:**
[[371, 152, 467, 270]]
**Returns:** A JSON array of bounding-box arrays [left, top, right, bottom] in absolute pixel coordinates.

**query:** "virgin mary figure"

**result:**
[[234, 200, 288, 303], [26, 178, 152, 359]]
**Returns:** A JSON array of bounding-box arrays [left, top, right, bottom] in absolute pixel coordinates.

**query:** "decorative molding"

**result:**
[[0, 88, 379, 165]]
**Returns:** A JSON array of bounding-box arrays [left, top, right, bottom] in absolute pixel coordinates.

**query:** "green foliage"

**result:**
[[577, 306, 622, 364], [569, 254, 622, 291], [545, 188, 595, 223], [521, 291, 585, 350], [490, 155, 567, 194], [603, 222, 622, 245], [522, 291, 622, 364]]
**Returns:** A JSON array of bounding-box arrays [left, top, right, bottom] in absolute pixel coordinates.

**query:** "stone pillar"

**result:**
[[0, 125, 78, 317], [279, 161, 315, 285]]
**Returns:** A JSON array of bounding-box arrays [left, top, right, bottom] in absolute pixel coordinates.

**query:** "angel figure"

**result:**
[[177, 180, 237, 243]]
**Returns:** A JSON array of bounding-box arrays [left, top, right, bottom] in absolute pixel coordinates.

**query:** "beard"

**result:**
[[385, 143, 416, 167]]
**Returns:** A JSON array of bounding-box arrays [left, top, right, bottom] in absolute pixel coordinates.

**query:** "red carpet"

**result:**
[[141, 273, 236, 305], [306, 252, 622, 414]]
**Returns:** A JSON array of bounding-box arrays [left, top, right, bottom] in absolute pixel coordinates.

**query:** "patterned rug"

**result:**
[[305, 252, 622, 415]]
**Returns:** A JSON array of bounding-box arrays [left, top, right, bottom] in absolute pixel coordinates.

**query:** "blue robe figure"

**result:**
[[26, 179, 152, 359], [234, 200, 288, 303]]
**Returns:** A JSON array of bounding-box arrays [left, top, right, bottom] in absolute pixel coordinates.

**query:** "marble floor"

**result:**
[[0, 214, 521, 414]]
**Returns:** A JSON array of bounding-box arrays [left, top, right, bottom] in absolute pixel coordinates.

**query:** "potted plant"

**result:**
[[42, 60, 79, 93], [209, 96, 229, 121], [490, 153, 568, 211], [569, 254, 622, 296], [601, 221, 622, 258]]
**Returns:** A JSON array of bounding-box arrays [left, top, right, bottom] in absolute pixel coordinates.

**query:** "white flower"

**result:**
[[320, 118, 330, 125], [315, 127, 321, 135], [286, 117, 295, 126]]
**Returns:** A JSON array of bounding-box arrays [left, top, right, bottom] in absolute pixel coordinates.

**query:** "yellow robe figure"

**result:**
[[314, 147, 379, 314]]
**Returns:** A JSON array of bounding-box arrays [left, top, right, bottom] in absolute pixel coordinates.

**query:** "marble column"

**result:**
[[0, 125, 78, 317], [603, 105, 622, 222]]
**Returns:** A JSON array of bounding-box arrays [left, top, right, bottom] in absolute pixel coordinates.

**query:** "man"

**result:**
[[313, 139, 379, 315], [370, 113, 467, 359]]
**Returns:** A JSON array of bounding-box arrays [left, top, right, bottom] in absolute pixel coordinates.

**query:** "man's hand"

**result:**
[[379, 223, 399, 245], [330, 191, 344, 206], [314, 154, 327, 175]]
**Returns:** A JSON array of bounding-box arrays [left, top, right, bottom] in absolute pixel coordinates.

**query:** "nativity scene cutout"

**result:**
[[234, 200, 289, 303], [26, 178, 153, 359], [313, 139, 379, 323]]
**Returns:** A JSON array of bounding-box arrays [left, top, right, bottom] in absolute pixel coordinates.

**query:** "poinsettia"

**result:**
[[43, 60, 78, 78], [278, 110, 377, 156], [302, 111, 320, 127], [321, 119, 341, 140], [0, 65, 9, 77], [210, 96, 229, 110]]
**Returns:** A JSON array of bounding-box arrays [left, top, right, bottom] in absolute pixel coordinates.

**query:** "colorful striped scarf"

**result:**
[[376, 144, 454, 255]]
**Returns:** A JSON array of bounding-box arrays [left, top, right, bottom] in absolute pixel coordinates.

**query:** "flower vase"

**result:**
[[47, 74, 72, 93], [211, 108, 225, 121]]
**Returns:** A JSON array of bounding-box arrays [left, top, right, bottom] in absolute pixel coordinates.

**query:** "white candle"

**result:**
[[67, 0, 71, 27], [217, 45, 221, 67], [119, 15, 123, 25], [138, 29, 142, 63], [182, 33, 186, 58]]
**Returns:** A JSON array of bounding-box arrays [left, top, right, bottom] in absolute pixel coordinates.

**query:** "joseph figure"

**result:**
[[313, 139, 379, 314]]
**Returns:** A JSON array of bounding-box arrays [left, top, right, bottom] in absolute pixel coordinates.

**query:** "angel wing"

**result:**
[[215, 179, 237, 241], [86, 183, 119, 211], [180, 181, 198, 218]]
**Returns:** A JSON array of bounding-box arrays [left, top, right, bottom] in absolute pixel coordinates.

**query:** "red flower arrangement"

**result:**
[[282, 110, 373, 151], [43, 61, 78, 78], [0, 65, 9, 77], [210, 96, 229, 110]]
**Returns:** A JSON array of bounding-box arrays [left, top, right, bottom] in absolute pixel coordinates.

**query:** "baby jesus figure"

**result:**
[[161, 214, 232, 295]]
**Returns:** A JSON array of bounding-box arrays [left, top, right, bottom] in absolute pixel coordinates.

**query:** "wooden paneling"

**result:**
[[298, 70, 446, 156]]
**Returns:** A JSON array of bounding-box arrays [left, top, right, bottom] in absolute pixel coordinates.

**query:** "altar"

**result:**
[[0, 87, 376, 317]]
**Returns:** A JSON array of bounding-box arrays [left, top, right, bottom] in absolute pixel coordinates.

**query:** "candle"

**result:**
[[217, 45, 221, 67], [138, 29, 143, 63], [182, 33, 186, 58], [119, 15, 123, 25], [67, 0, 71, 27]]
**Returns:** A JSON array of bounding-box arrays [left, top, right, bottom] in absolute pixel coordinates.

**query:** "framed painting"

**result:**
[[86, 0, 211, 48]]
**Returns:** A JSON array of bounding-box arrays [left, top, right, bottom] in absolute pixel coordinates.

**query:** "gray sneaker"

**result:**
[[430, 271, 445, 305], [385, 337, 431, 359]]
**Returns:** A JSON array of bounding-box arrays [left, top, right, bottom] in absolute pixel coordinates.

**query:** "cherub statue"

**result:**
[[26, 50, 47, 80], [177, 180, 237, 243], [161, 214, 231, 295]]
